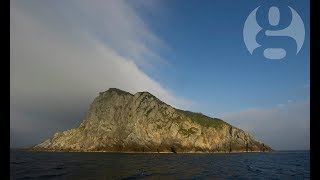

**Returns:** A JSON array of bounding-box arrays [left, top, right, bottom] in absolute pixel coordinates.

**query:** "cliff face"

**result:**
[[32, 88, 272, 153]]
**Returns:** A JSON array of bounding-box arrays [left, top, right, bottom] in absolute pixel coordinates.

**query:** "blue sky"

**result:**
[[137, 0, 310, 115], [11, 0, 309, 150]]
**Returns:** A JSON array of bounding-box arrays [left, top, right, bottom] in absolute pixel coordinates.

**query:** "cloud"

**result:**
[[10, 0, 191, 147], [218, 101, 310, 150], [304, 80, 310, 88], [277, 104, 286, 108]]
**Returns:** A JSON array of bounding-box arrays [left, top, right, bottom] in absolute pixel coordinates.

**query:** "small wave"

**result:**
[[14, 173, 66, 180], [54, 164, 65, 170], [11, 161, 28, 165], [37, 172, 67, 179]]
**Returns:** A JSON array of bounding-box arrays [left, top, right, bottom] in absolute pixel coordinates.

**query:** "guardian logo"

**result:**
[[243, 6, 305, 60]]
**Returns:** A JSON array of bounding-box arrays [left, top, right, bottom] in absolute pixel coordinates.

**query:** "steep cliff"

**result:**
[[32, 88, 272, 153]]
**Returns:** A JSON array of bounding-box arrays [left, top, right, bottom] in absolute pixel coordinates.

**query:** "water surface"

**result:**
[[10, 150, 309, 179]]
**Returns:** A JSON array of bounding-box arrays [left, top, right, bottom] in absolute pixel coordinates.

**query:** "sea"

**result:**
[[10, 150, 309, 179]]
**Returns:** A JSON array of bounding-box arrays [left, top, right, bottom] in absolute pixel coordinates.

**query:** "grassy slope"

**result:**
[[176, 109, 230, 129]]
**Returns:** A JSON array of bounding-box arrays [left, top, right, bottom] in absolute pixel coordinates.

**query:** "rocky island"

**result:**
[[32, 88, 272, 153]]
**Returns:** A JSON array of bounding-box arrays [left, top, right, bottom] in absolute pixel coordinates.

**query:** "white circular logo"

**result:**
[[243, 6, 305, 60]]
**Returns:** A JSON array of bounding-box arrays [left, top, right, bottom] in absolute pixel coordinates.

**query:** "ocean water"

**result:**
[[10, 150, 309, 179]]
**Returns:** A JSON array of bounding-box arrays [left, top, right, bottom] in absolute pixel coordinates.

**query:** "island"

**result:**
[[32, 88, 273, 153]]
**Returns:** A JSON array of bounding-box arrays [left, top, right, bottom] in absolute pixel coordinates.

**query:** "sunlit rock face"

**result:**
[[33, 88, 272, 153]]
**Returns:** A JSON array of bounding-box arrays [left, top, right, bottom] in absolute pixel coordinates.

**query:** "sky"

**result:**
[[10, 0, 310, 150]]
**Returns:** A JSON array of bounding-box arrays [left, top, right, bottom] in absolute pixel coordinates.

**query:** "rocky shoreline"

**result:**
[[29, 149, 269, 154]]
